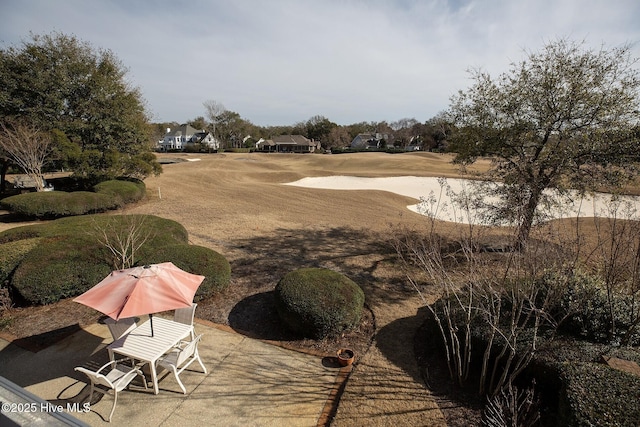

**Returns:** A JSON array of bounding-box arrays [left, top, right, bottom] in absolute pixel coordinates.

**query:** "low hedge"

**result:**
[[1, 214, 192, 305], [1, 178, 147, 218], [11, 237, 113, 304], [0, 191, 115, 218], [557, 361, 640, 427], [140, 244, 231, 300], [93, 179, 146, 207], [0, 238, 41, 286], [529, 338, 640, 427], [274, 268, 365, 339]]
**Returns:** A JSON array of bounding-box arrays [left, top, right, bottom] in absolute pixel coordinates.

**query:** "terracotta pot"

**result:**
[[337, 348, 355, 366]]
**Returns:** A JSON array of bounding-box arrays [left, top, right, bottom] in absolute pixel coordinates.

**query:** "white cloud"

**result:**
[[1, 0, 639, 126]]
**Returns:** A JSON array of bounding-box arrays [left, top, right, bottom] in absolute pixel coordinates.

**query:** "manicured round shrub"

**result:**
[[11, 236, 113, 305], [140, 244, 231, 300], [93, 179, 146, 207], [1, 214, 192, 305], [274, 268, 365, 339], [0, 238, 41, 287]]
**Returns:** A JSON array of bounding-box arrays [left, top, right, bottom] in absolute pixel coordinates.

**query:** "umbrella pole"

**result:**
[[150, 313, 154, 337]]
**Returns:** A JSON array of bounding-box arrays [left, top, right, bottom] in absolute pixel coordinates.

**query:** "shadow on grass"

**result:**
[[374, 306, 483, 426], [411, 306, 484, 426], [228, 226, 415, 305], [228, 291, 301, 341], [376, 312, 426, 384]]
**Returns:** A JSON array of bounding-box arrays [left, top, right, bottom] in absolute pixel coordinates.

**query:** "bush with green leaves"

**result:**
[[274, 268, 365, 339], [0, 238, 41, 287], [93, 178, 146, 207], [541, 269, 640, 346], [0, 214, 197, 305], [140, 244, 231, 300], [525, 338, 640, 426], [558, 361, 640, 426], [0, 191, 115, 218], [0, 178, 146, 218]]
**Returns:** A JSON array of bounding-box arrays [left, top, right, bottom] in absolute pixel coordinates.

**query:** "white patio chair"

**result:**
[[174, 303, 197, 339], [157, 334, 207, 394], [103, 317, 137, 341], [75, 360, 147, 422]]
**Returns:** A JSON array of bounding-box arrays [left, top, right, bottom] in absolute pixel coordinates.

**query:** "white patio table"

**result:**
[[107, 317, 193, 394]]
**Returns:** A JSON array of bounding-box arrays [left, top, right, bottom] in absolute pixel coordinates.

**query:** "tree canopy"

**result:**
[[0, 32, 160, 186], [448, 39, 640, 247]]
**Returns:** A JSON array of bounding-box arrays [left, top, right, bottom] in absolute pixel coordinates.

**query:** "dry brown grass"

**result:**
[[0, 152, 487, 420], [2, 151, 588, 425], [122, 152, 488, 353], [1, 152, 484, 344]]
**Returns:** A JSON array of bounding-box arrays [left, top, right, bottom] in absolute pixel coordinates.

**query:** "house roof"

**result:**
[[271, 135, 313, 145], [354, 133, 375, 140], [191, 131, 214, 143], [167, 124, 201, 137]]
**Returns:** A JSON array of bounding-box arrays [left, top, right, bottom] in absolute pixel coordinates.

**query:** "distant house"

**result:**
[[350, 133, 388, 150], [255, 135, 321, 153], [191, 131, 219, 151], [158, 125, 219, 151], [405, 136, 422, 151]]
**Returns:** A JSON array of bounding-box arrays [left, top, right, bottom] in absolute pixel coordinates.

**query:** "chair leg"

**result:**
[[172, 366, 187, 394], [108, 390, 118, 423], [139, 371, 148, 390], [88, 383, 95, 405], [195, 354, 207, 374]]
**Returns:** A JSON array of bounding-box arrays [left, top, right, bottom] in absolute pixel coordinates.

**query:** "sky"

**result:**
[[1, 0, 639, 127]]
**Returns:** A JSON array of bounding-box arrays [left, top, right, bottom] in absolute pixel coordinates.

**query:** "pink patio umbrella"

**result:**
[[74, 262, 205, 336]]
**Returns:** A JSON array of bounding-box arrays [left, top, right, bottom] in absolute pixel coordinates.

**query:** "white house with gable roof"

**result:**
[[159, 124, 219, 151]]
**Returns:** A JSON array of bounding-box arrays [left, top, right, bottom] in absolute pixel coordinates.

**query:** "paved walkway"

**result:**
[[0, 308, 447, 426], [0, 319, 345, 426]]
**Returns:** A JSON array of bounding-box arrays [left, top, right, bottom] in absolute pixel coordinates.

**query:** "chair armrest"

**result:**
[[96, 358, 133, 374], [172, 340, 189, 350], [112, 365, 146, 388], [96, 360, 117, 374]]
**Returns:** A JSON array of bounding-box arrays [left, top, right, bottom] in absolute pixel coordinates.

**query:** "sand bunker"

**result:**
[[285, 176, 640, 225]]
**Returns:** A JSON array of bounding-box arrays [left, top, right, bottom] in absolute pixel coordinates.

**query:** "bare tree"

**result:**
[[0, 120, 52, 192], [203, 99, 226, 148], [481, 382, 540, 427], [393, 179, 575, 397], [91, 215, 153, 270], [586, 197, 640, 344]]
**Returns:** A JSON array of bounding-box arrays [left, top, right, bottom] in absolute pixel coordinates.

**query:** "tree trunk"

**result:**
[[0, 160, 8, 194], [515, 188, 542, 251]]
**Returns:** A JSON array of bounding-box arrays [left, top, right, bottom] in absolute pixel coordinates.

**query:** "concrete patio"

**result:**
[[0, 317, 347, 426]]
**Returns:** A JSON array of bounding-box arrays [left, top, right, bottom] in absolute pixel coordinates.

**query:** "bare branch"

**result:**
[[0, 120, 52, 192], [90, 215, 154, 270]]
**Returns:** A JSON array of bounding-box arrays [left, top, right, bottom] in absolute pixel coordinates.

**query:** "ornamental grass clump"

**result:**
[[274, 268, 365, 339]]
